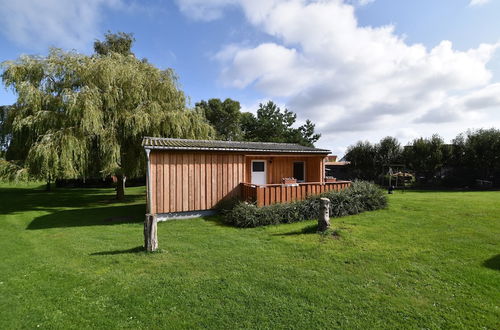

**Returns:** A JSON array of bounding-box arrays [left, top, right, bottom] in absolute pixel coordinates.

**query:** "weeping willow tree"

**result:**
[[1, 41, 214, 198]]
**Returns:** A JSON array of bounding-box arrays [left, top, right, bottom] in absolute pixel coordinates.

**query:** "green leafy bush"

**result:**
[[223, 181, 387, 228]]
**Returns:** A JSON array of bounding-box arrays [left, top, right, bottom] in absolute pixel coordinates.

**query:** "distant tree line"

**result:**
[[343, 129, 500, 188]]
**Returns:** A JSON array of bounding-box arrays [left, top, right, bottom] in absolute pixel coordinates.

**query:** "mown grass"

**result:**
[[0, 183, 498, 329]]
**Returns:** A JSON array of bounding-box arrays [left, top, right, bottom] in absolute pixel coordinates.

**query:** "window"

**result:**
[[293, 162, 305, 182], [252, 161, 265, 172]]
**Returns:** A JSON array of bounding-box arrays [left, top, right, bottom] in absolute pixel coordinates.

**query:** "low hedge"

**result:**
[[222, 181, 387, 228]]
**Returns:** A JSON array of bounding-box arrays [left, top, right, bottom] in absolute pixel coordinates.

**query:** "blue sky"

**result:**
[[1, 0, 500, 154]]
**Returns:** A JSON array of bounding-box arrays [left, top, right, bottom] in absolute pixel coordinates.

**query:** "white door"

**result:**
[[251, 160, 267, 185]]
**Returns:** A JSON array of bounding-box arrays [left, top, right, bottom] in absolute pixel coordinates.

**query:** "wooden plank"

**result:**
[[217, 154, 223, 202], [175, 154, 182, 212], [223, 154, 228, 198], [169, 153, 175, 212], [256, 187, 264, 207], [194, 153, 200, 210], [150, 152, 157, 214], [233, 155, 239, 198], [270, 186, 275, 205], [206, 154, 212, 209], [163, 153, 170, 213], [212, 154, 218, 208], [227, 154, 233, 199], [156, 152, 163, 213], [188, 153, 194, 211], [200, 153, 206, 210], [182, 153, 188, 211]]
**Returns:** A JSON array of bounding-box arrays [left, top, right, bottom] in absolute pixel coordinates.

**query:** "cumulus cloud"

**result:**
[[178, 0, 499, 154], [0, 0, 126, 50], [469, 0, 491, 6]]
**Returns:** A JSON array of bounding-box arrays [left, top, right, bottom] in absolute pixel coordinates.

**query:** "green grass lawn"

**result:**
[[0, 183, 499, 329]]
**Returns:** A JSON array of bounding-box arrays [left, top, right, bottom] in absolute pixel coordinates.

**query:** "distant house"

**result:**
[[143, 137, 351, 219], [324, 155, 350, 181]]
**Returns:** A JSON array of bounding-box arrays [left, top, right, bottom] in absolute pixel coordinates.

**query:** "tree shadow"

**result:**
[[27, 204, 145, 230], [483, 254, 500, 271], [273, 223, 318, 236], [90, 246, 144, 256], [0, 185, 144, 216]]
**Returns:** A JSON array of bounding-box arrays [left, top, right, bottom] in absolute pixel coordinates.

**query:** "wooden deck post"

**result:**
[[144, 213, 158, 252], [318, 197, 331, 232]]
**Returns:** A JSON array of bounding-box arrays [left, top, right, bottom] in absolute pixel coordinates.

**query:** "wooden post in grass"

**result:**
[[318, 198, 331, 232], [144, 213, 158, 252]]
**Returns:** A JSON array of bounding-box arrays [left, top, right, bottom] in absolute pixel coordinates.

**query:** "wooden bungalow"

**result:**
[[143, 137, 351, 219]]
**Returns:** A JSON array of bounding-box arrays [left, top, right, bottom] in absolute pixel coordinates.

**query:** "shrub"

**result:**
[[223, 181, 387, 228]]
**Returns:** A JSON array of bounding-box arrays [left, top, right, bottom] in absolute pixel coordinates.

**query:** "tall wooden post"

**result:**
[[144, 213, 158, 252], [144, 148, 158, 251], [318, 197, 331, 232]]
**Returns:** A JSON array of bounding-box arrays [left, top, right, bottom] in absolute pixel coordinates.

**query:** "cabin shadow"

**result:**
[[27, 204, 145, 230], [483, 254, 500, 271]]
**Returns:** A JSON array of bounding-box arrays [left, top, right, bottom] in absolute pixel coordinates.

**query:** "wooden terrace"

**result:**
[[241, 181, 351, 207]]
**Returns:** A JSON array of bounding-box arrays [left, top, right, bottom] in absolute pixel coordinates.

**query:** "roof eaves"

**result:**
[[143, 145, 330, 154]]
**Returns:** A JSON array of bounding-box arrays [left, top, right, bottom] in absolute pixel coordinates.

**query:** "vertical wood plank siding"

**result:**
[[150, 151, 246, 214]]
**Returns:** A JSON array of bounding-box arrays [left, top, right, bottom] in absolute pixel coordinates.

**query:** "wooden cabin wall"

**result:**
[[149, 151, 245, 214], [245, 156, 326, 184]]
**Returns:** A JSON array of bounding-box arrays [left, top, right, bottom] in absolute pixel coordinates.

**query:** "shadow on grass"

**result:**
[[202, 215, 235, 228], [27, 204, 144, 230], [483, 254, 500, 271], [90, 246, 144, 256], [274, 224, 318, 236], [0, 185, 144, 215]]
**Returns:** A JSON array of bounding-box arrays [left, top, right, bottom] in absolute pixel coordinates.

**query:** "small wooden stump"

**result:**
[[144, 213, 158, 252], [318, 198, 331, 232]]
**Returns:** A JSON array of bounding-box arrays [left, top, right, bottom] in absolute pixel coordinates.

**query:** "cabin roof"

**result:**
[[142, 137, 330, 154]]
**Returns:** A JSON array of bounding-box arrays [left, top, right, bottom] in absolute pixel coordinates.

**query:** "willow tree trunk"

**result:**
[[116, 174, 126, 200]]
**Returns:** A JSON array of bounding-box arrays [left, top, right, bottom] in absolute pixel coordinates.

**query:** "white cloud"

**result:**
[[0, 0, 125, 50], [177, 0, 500, 154], [469, 0, 491, 6], [351, 0, 375, 6]]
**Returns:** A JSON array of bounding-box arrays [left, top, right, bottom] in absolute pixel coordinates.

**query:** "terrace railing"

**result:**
[[241, 181, 351, 207]]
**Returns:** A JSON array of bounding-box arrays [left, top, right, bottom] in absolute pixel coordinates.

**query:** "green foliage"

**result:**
[[223, 181, 387, 228], [241, 101, 321, 147], [456, 128, 500, 178], [345, 136, 403, 181], [94, 31, 135, 56], [376, 136, 402, 167], [1, 39, 214, 191], [403, 134, 450, 183], [0, 158, 29, 181], [344, 141, 377, 180], [195, 98, 242, 140]]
